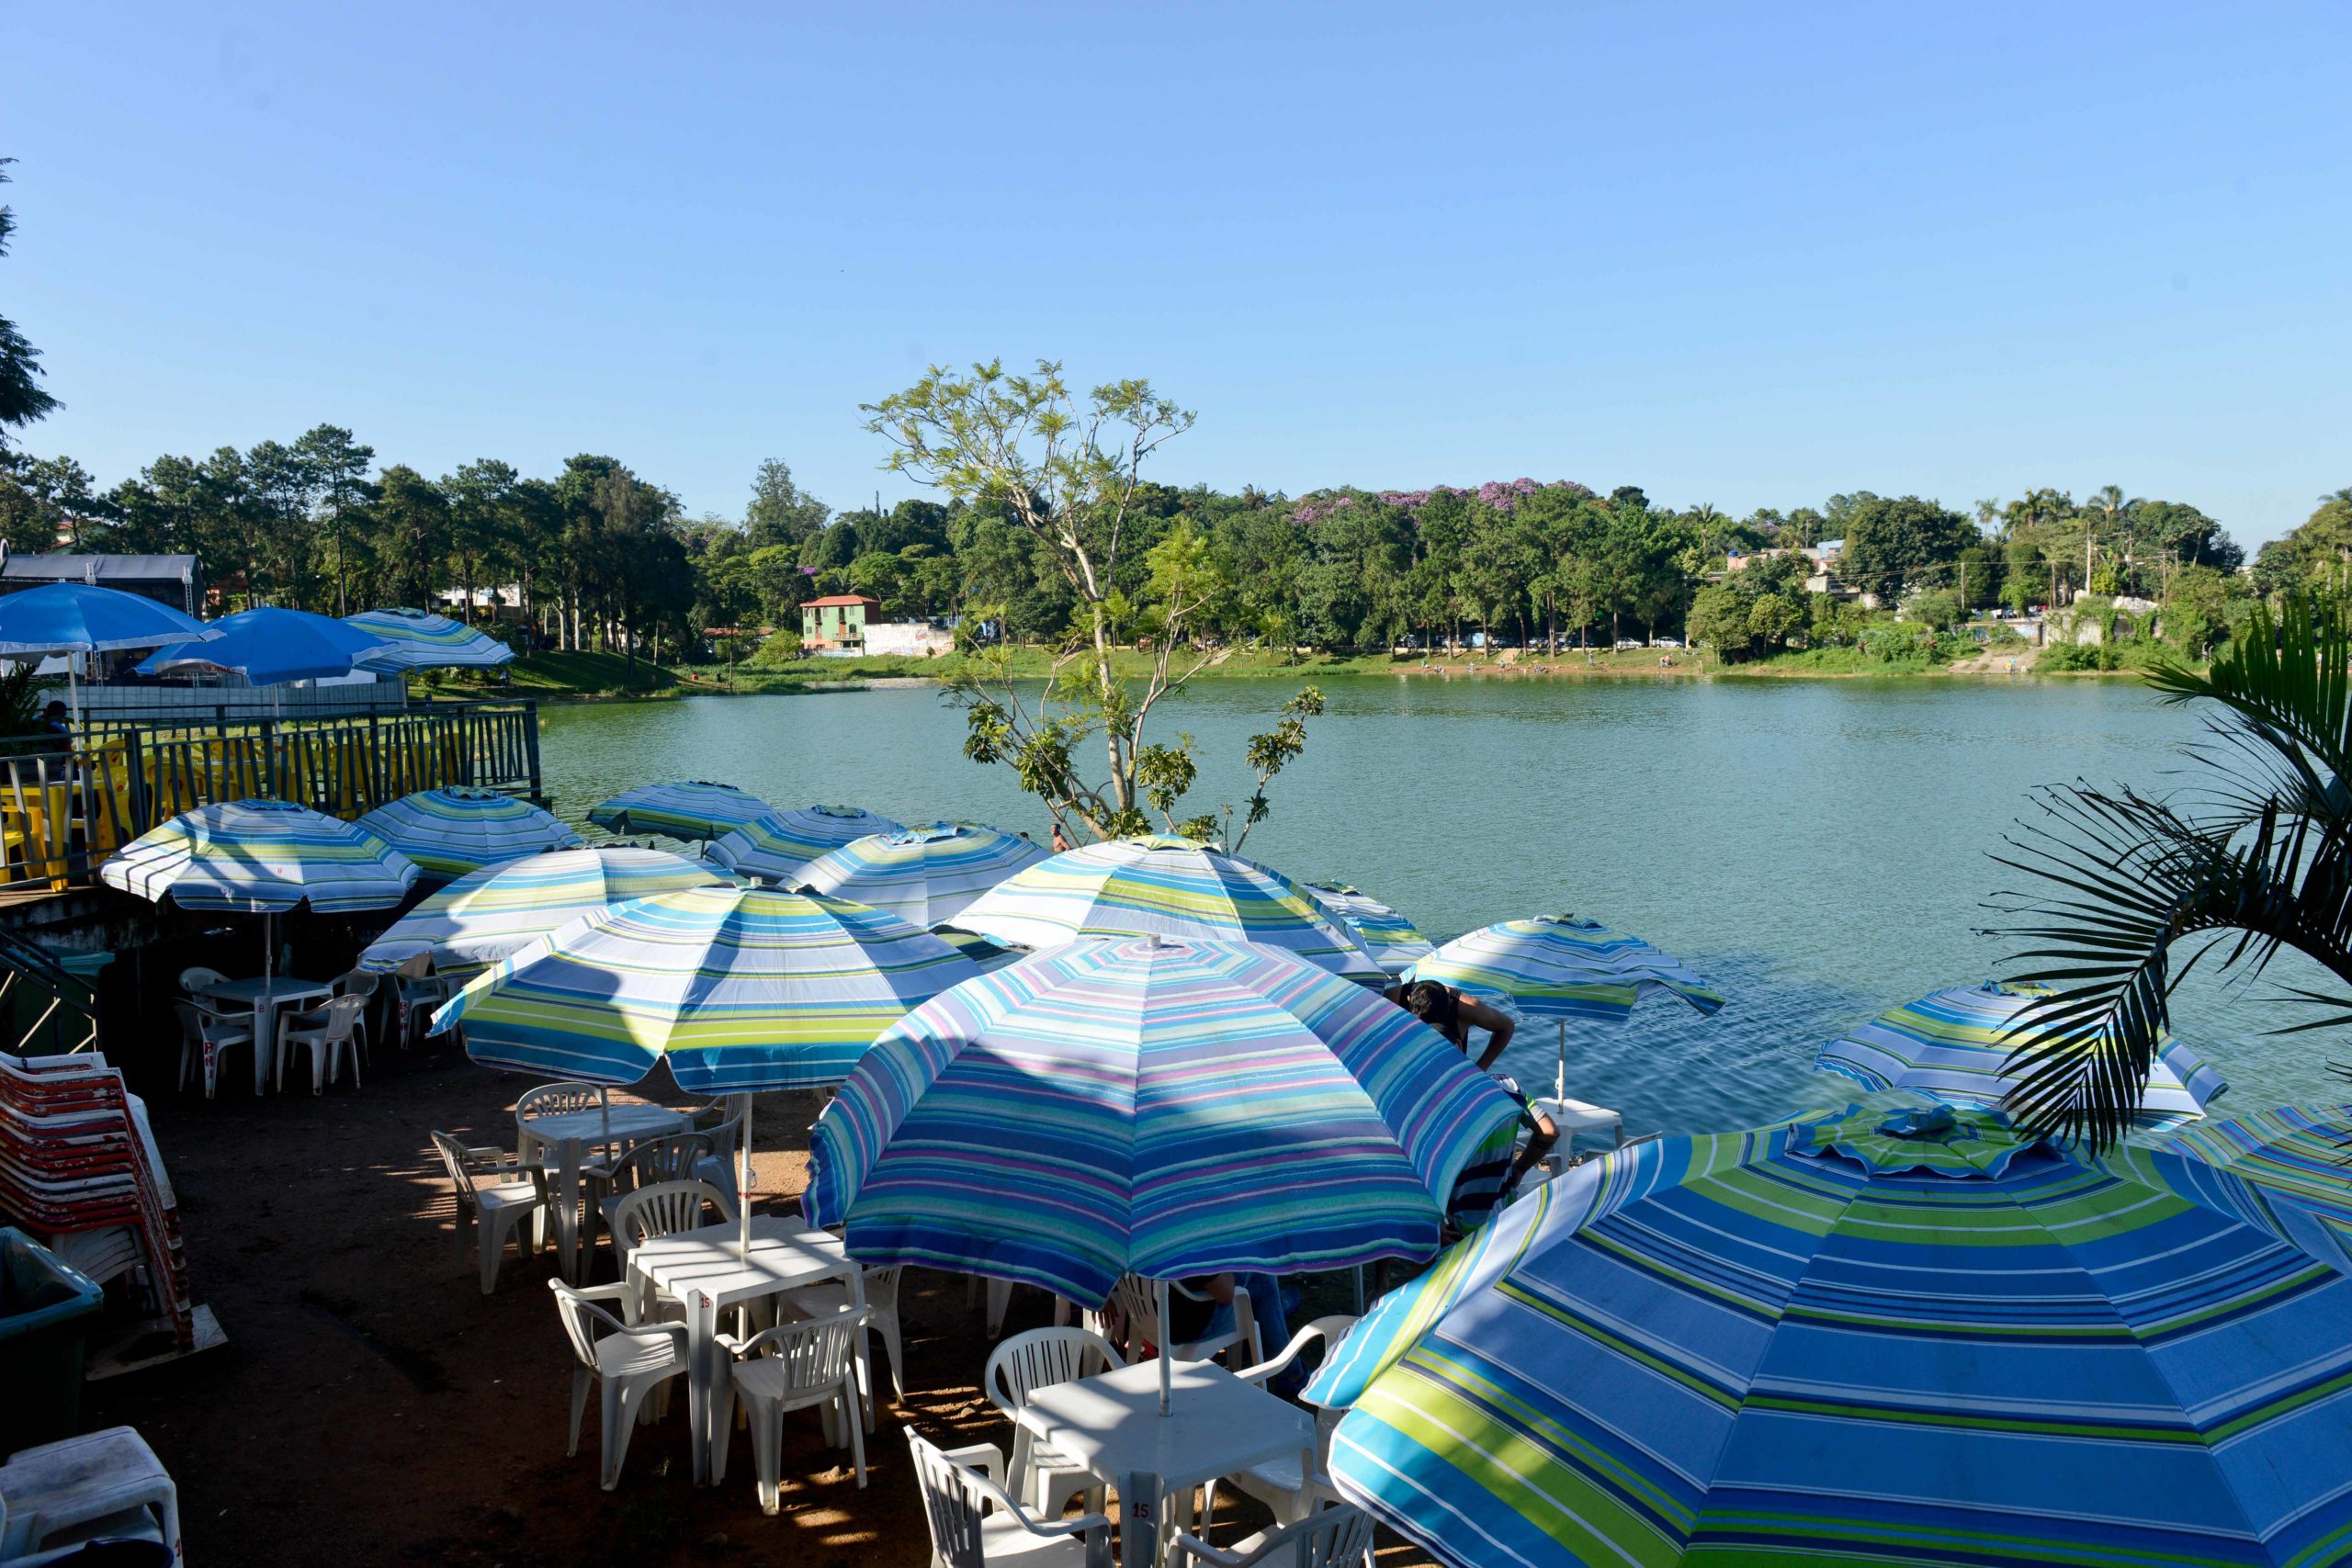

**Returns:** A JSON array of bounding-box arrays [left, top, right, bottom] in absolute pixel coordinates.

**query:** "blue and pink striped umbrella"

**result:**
[[803, 934, 1521, 1308]]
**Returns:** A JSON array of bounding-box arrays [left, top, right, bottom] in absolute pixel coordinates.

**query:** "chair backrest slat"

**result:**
[[603, 1134, 714, 1199], [612, 1179, 728, 1253], [907, 1430, 992, 1568], [517, 1081, 604, 1122], [984, 1325, 1125, 1416]]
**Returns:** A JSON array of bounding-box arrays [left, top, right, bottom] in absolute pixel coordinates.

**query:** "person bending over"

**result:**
[[1390, 979, 1559, 1190]]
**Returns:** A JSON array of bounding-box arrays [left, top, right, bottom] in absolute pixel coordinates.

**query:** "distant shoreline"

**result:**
[[504, 643, 2142, 705]]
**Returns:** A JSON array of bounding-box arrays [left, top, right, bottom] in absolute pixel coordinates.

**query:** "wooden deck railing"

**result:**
[[0, 701, 543, 890]]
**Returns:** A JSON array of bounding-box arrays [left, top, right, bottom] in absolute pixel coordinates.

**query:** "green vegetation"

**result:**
[[1993, 582, 2352, 1150], [0, 160, 58, 452]]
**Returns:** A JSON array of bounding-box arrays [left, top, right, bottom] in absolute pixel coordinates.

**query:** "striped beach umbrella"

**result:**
[[1306, 1101, 2352, 1568], [359, 845, 723, 980], [707, 804, 907, 884], [2162, 1103, 2352, 1244], [1305, 883, 1433, 976], [434, 883, 979, 1093], [100, 797, 417, 913], [586, 781, 777, 843], [356, 788, 583, 882], [805, 935, 1522, 1305], [1409, 914, 1724, 1102], [952, 835, 1385, 986], [797, 822, 1048, 928], [345, 607, 514, 671], [1817, 979, 2226, 1129]]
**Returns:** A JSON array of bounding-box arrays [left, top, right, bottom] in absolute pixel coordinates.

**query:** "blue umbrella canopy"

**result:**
[[0, 582, 216, 655], [1307, 1102, 2352, 1568], [804, 935, 1521, 1306], [140, 606, 393, 685]]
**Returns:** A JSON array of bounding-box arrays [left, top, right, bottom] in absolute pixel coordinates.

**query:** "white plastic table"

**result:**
[[515, 1101, 690, 1280], [1014, 1359, 1317, 1568], [627, 1214, 865, 1486], [192, 976, 334, 1095]]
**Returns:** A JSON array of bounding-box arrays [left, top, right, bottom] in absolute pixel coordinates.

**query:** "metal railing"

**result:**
[[0, 923, 99, 1055], [0, 700, 542, 890]]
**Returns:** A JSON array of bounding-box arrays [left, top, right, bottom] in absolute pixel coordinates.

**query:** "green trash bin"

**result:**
[[0, 1227, 104, 1455]]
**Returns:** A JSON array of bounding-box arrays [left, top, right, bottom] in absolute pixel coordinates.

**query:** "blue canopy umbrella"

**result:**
[[1307, 1102, 2352, 1568], [140, 606, 393, 686], [0, 582, 219, 725]]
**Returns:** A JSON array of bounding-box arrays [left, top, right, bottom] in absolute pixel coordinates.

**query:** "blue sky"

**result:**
[[6, 3, 2347, 545]]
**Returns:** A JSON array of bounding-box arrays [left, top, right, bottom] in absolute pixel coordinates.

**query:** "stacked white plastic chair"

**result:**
[[0, 1051, 198, 1355]]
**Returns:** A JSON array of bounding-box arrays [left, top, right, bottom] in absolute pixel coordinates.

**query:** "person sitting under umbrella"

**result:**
[[1390, 979, 1558, 1196]]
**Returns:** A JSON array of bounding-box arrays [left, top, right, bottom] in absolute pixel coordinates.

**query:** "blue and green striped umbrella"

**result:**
[[355, 788, 583, 881], [1307, 1102, 2352, 1568], [99, 797, 418, 912], [345, 607, 514, 671], [952, 835, 1385, 986], [1817, 979, 2226, 1129], [707, 803, 907, 884], [1408, 915, 1724, 1023], [804, 935, 1522, 1307], [797, 822, 1048, 928], [586, 781, 777, 843], [434, 883, 979, 1093], [1306, 883, 1433, 976], [359, 845, 724, 980], [2161, 1103, 2352, 1246]]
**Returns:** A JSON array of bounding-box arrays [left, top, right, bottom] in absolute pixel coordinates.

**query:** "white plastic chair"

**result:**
[[430, 1130, 548, 1293], [278, 995, 368, 1093], [1202, 1315, 1359, 1531], [694, 1112, 744, 1200], [549, 1279, 690, 1491], [590, 1133, 715, 1235], [515, 1079, 605, 1157], [608, 1178, 736, 1280], [333, 967, 381, 1066], [172, 999, 253, 1100], [1170, 1503, 1375, 1568], [982, 1326, 1125, 1519], [713, 1303, 871, 1507], [785, 1263, 905, 1407], [175, 965, 228, 997], [1092, 1274, 1260, 1368], [906, 1429, 1111, 1568], [392, 953, 449, 1047], [0, 1427, 181, 1567]]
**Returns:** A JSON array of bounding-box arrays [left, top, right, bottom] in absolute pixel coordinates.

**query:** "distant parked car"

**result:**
[[1650, 636, 1684, 649], [1612, 637, 1644, 651]]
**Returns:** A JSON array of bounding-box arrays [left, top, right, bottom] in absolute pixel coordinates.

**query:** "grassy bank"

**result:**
[[465, 639, 2157, 700]]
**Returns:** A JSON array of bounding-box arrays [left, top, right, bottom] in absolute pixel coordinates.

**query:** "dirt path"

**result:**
[[85, 1051, 1408, 1567]]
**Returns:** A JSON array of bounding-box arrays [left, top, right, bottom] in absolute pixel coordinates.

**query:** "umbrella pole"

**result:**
[[1158, 1278, 1172, 1416], [1555, 1019, 1566, 1102], [740, 1090, 754, 1262], [66, 660, 81, 732]]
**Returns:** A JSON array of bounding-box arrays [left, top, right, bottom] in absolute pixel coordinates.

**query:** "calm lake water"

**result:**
[[536, 676, 2342, 1137]]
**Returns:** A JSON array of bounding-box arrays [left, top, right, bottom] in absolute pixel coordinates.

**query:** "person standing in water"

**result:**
[[1050, 823, 1072, 853]]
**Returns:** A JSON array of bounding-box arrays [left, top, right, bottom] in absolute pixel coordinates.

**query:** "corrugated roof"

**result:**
[[804, 594, 881, 607], [2, 553, 199, 583]]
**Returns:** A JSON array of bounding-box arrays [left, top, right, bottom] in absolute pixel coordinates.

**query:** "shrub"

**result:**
[[748, 628, 802, 667]]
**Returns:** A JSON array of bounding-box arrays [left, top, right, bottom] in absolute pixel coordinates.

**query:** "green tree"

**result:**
[[866, 359, 1317, 843], [0, 161, 58, 451], [1840, 494, 1977, 603], [298, 425, 376, 615], [371, 466, 450, 611], [743, 457, 830, 548]]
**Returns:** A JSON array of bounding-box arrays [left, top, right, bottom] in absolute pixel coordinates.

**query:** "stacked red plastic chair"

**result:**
[[0, 1051, 195, 1353]]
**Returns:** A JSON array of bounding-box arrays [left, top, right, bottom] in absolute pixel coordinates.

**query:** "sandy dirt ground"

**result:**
[[80, 1045, 1425, 1568]]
